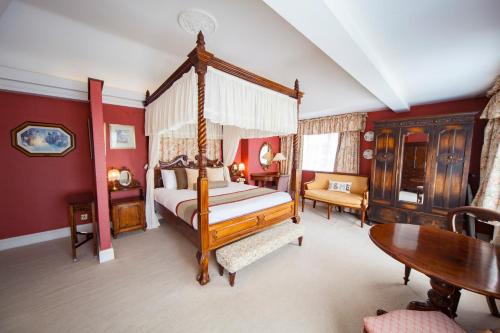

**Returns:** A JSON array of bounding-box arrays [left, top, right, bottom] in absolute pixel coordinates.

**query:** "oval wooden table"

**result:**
[[370, 223, 499, 318]]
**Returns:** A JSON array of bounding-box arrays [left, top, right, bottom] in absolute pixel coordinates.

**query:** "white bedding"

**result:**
[[154, 182, 292, 230]]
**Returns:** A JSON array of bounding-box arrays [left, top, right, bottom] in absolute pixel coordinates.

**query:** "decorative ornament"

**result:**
[[364, 131, 374, 142], [178, 9, 217, 36], [363, 149, 373, 160]]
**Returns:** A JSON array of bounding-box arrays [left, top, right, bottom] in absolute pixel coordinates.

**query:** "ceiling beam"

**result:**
[[263, 0, 409, 112]]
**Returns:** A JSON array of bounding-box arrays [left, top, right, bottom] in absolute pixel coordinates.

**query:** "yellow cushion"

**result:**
[[306, 173, 368, 195], [304, 189, 363, 207]]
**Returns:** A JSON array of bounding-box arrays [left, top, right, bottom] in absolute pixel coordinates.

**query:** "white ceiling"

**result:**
[[0, 0, 498, 117], [266, 0, 500, 110]]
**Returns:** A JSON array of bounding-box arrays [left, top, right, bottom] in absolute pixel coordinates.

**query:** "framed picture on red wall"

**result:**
[[109, 124, 136, 149], [11, 121, 76, 157]]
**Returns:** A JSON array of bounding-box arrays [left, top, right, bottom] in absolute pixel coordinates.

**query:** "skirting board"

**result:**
[[0, 223, 93, 251], [99, 247, 115, 263]]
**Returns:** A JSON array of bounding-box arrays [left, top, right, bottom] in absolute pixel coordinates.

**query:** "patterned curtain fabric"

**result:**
[[280, 135, 295, 175], [300, 112, 367, 135], [334, 131, 360, 174], [472, 77, 500, 211], [159, 137, 222, 162]]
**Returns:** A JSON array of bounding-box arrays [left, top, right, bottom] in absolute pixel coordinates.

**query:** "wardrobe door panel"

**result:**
[[371, 128, 397, 204], [431, 124, 472, 210]]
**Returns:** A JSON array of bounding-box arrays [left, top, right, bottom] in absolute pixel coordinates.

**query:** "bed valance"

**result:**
[[145, 67, 297, 138]]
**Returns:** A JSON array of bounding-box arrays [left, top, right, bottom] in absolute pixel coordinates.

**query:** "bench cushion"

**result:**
[[304, 189, 363, 206], [216, 222, 305, 273], [363, 310, 465, 333]]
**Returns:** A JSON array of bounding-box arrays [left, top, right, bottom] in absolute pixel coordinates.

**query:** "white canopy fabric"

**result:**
[[144, 66, 298, 228], [145, 67, 297, 137]]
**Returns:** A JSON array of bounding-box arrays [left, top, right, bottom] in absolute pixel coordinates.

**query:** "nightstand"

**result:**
[[109, 184, 146, 238]]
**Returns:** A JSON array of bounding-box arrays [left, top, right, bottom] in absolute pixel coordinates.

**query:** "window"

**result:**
[[302, 133, 339, 172]]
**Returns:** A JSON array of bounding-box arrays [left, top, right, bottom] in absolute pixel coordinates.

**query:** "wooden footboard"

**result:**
[[155, 200, 296, 251], [208, 201, 295, 249]]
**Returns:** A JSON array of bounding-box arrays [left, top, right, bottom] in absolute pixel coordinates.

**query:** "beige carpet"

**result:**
[[0, 203, 497, 332]]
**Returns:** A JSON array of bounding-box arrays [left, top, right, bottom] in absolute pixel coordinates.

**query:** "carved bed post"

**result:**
[[292, 79, 302, 224], [194, 31, 210, 285]]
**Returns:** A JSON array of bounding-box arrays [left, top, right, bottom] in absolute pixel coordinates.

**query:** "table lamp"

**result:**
[[238, 163, 245, 177], [107, 168, 120, 190], [272, 153, 286, 176]]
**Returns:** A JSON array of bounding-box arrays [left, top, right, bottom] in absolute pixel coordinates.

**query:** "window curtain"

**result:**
[[334, 131, 360, 173], [280, 135, 295, 175], [472, 76, 500, 212], [159, 137, 221, 162]]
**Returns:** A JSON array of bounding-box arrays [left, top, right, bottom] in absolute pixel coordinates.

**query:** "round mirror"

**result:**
[[259, 142, 273, 170], [119, 170, 132, 186]]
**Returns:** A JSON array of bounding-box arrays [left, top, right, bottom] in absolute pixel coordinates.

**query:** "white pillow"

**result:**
[[161, 169, 177, 190], [328, 180, 352, 193], [207, 167, 225, 182], [185, 168, 199, 190]]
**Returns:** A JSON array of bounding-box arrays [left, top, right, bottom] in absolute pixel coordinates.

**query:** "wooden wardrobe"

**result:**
[[368, 112, 475, 228]]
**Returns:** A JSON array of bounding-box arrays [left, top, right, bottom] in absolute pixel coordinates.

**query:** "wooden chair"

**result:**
[[276, 174, 290, 192], [403, 206, 500, 317]]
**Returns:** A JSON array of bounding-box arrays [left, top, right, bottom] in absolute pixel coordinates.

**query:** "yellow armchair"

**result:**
[[302, 172, 369, 227]]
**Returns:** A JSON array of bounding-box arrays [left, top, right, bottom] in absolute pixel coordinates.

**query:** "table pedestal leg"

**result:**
[[407, 277, 461, 318]]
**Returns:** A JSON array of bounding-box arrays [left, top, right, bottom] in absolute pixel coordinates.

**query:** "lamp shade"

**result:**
[[272, 153, 286, 162], [107, 168, 120, 182], [238, 163, 245, 171]]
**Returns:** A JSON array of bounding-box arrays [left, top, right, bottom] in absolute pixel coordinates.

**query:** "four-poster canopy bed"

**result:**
[[144, 32, 303, 285]]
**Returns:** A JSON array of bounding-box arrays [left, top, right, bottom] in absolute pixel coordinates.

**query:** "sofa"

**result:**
[[302, 172, 369, 227]]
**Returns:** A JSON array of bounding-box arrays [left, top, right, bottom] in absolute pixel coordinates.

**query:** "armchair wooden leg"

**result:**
[[301, 196, 305, 212], [360, 206, 366, 228], [404, 265, 411, 285], [298, 236, 303, 246], [313, 200, 316, 208], [217, 263, 224, 276], [486, 296, 499, 317], [327, 204, 331, 220]]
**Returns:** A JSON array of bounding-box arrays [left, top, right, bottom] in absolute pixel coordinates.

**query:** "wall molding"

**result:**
[[99, 247, 115, 263], [0, 65, 145, 108], [0, 223, 93, 251]]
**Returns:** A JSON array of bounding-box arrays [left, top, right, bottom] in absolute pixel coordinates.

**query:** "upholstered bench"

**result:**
[[215, 222, 305, 286]]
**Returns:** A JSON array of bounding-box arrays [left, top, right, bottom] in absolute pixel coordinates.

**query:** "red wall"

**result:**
[[103, 104, 148, 199], [0, 91, 147, 240], [233, 136, 280, 185], [0, 91, 94, 239]]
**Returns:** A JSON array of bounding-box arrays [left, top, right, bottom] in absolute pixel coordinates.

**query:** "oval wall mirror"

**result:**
[[119, 169, 132, 186], [259, 142, 273, 170]]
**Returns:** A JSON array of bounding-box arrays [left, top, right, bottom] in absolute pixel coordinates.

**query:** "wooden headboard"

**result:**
[[154, 155, 224, 188]]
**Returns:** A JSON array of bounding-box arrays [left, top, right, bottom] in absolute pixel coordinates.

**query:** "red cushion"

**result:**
[[363, 310, 465, 333]]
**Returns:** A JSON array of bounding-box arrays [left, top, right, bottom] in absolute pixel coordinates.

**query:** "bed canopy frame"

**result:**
[[145, 32, 303, 285]]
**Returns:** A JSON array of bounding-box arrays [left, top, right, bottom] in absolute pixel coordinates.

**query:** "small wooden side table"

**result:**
[[250, 172, 280, 188], [109, 184, 146, 238], [66, 192, 97, 261]]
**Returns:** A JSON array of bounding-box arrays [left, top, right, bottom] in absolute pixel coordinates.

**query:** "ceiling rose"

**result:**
[[178, 9, 217, 36]]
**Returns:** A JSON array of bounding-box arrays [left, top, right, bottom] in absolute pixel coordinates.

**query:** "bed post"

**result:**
[[292, 79, 302, 224], [194, 31, 211, 285]]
